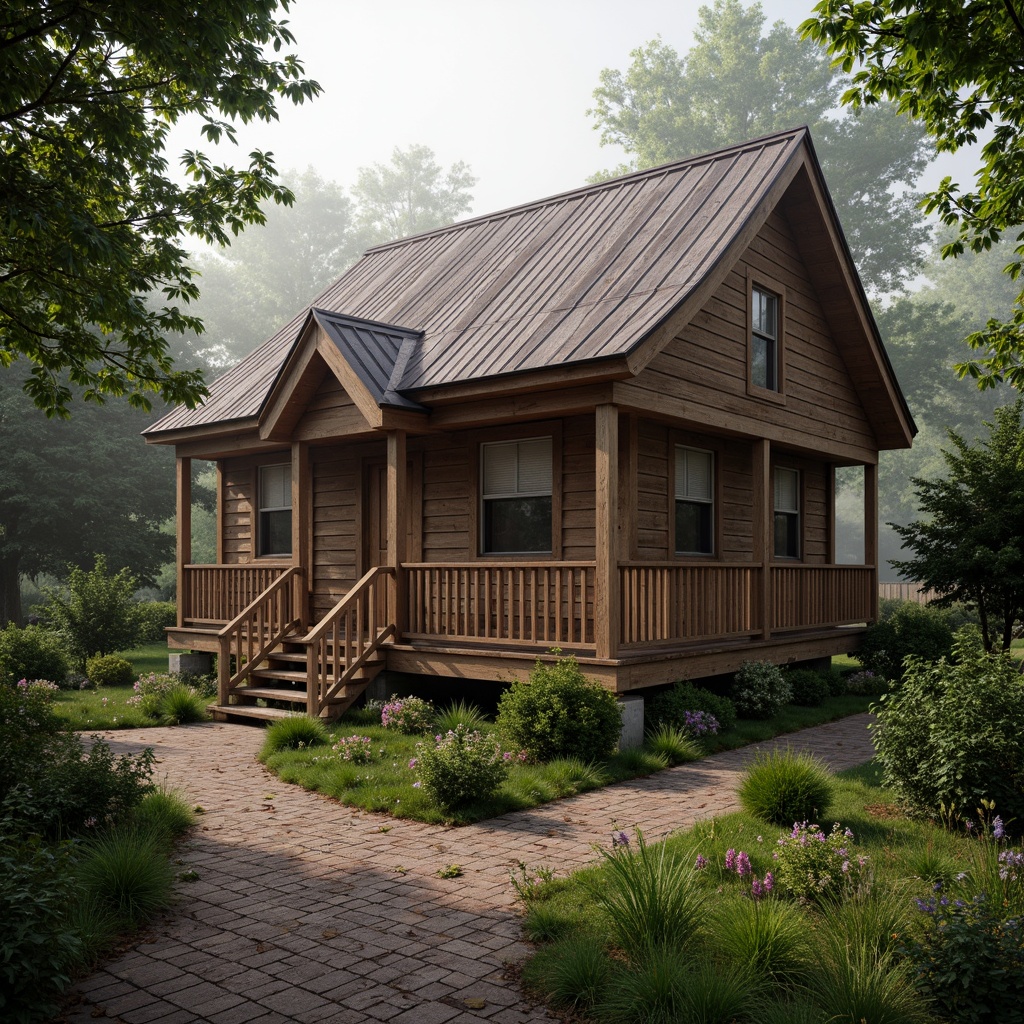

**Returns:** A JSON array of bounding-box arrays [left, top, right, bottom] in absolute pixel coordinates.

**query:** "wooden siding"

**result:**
[[310, 446, 360, 621], [625, 211, 879, 462]]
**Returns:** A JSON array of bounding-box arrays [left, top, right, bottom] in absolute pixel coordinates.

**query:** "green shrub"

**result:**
[[739, 748, 833, 826], [86, 653, 135, 687], [872, 627, 1024, 823], [0, 623, 68, 686], [2, 735, 155, 840], [856, 602, 954, 682], [75, 826, 175, 928], [644, 724, 703, 765], [731, 661, 792, 719], [530, 934, 610, 1010], [0, 681, 63, 797], [0, 835, 82, 1024], [380, 695, 435, 733], [41, 554, 141, 671], [648, 680, 737, 732], [412, 725, 511, 809], [785, 669, 828, 707], [129, 671, 214, 719], [773, 822, 870, 906], [134, 600, 176, 643], [496, 654, 623, 761], [131, 788, 196, 846], [260, 715, 329, 756], [824, 668, 847, 697]]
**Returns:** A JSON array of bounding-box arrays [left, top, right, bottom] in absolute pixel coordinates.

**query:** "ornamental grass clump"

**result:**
[[411, 724, 514, 809], [644, 724, 703, 765], [434, 698, 488, 733], [738, 748, 833, 826], [380, 695, 435, 733], [773, 822, 870, 906], [588, 829, 708, 961], [259, 714, 329, 757], [709, 896, 811, 987], [157, 683, 209, 726]]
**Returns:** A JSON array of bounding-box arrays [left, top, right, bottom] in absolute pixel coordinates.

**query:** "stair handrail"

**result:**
[[301, 565, 396, 716], [216, 566, 303, 705]]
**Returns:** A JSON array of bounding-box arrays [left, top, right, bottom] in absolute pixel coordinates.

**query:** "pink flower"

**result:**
[[763, 871, 773, 892], [736, 851, 751, 877], [694, 854, 708, 870], [725, 848, 736, 871]]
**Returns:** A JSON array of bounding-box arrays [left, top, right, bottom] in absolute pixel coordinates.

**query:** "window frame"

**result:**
[[673, 444, 716, 556], [479, 435, 555, 556], [773, 465, 801, 561], [746, 270, 786, 402], [256, 462, 293, 558]]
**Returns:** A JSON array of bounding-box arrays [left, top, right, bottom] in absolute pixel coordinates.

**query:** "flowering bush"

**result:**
[[844, 669, 884, 695], [772, 822, 870, 905], [127, 672, 215, 719], [380, 695, 435, 734], [333, 735, 374, 764], [648, 680, 737, 732], [731, 661, 792, 719], [0, 623, 69, 687], [411, 725, 511, 809], [678, 710, 720, 739], [718, 847, 774, 900], [905, 830, 1024, 1024]]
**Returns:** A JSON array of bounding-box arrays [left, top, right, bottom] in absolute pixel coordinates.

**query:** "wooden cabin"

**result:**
[[145, 128, 915, 722]]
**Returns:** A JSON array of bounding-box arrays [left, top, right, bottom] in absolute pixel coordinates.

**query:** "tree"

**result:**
[[804, 0, 1024, 387], [0, 371, 185, 626], [353, 144, 477, 246], [189, 168, 360, 367], [890, 401, 1024, 652], [0, 1, 320, 416], [588, 0, 932, 293]]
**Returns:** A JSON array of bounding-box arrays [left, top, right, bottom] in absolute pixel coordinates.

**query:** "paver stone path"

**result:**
[[61, 714, 874, 1024]]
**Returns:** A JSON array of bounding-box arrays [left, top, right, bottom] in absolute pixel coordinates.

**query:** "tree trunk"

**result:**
[[0, 555, 22, 627], [977, 593, 992, 653]]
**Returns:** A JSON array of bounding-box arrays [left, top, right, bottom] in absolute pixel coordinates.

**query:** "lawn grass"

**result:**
[[53, 642, 172, 731], [516, 761, 985, 1022]]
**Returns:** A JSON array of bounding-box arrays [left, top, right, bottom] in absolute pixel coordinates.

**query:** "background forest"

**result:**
[[2, 0, 1013, 622]]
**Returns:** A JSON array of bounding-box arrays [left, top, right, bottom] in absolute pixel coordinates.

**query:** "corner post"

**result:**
[[595, 403, 619, 659], [291, 441, 310, 629], [175, 455, 192, 628], [752, 439, 771, 638], [387, 430, 408, 638], [864, 460, 879, 624]]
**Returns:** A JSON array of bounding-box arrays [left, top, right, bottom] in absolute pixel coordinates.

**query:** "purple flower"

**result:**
[[408, 758, 418, 769], [412, 781, 421, 789], [694, 854, 708, 870], [736, 851, 751, 877], [993, 816, 1006, 840], [763, 871, 773, 892], [965, 820, 974, 833], [750, 876, 764, 899], [612, 831, 630, 849], [725, 848, 736, 871]]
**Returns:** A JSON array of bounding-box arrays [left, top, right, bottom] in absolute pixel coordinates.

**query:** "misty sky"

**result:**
[[182, 0, 968, 220]]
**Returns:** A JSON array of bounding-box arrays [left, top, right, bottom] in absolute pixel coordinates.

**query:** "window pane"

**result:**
[[260, 464, 291, 510], [774, 511, 799, 559], [483, 496, 552, 553], [752, 335, 771, 389], [260, 509, 292, 556], [516, 438, 553, 493], [774, 468, 799, 513], [753, 289, 777, 339], [482, 442, 518, 496], [676, 501, 712, 554]]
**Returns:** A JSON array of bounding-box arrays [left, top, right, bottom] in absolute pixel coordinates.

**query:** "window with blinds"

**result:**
[[751, 286, 779, 391], [773, 466, 800, 559], [675, 446, 714, 554], [481, 438, 552, 553], [258, 463, 292, 557]]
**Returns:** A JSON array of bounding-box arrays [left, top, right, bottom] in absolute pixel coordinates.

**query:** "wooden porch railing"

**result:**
[[217, 567, 303, 705], [771, 565, 875, 631], [619, 563, 762, 646], [302, 565, 396, 717], [404, 562, 595, 647], [182, 563, 292, 625]]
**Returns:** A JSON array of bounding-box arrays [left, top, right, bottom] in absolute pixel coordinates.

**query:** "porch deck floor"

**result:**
[[61, 714, 874, 1024]]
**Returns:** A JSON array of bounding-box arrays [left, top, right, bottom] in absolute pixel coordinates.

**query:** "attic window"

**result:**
[[751, 286, 780, 392], [481, 438, 552, 554], [258, 464, 292, 557]]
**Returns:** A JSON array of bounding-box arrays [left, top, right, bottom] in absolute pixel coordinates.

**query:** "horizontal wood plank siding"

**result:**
[[561, 416, 595, 560], [311, 447, 359, 621], [629, 210, 878, 459], [421, 435, 473, 560]]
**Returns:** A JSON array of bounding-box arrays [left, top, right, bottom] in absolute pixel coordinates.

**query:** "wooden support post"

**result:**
[[618, 412, 637, 561], [826, 463, 836, 565], [864, 461, 879, 624], [752, 440, 771, 639], [176, 456, 192, 628], [291, 441, 311, 628], [215, 462, 225, 564], [387, 430, 408, 638], [595, 403, 619, 659]]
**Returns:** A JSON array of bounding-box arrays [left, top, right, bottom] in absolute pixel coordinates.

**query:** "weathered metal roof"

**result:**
[[148, 128, 811, 435]]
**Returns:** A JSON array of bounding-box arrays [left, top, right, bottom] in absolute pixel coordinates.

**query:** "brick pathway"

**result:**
[[61, 714, 874, 1024]]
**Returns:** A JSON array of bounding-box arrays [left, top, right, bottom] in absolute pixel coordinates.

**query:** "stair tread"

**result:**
[[207, 704, 303, 721], [231, 686, 308, 702]]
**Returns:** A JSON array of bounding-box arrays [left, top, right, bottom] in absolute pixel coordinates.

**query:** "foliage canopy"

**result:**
[[588, 0, 931, 293], [804, 0, 1024, 388], [0, 0, 320, 415]]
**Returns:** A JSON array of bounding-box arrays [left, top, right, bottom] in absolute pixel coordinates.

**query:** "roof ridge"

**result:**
[[363, 126, 809, 254]]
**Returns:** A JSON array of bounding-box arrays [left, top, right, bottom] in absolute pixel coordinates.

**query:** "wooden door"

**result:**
[[364, 462, 388, 572]]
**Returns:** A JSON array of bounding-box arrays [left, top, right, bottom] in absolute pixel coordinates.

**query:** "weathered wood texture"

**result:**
[[181, 563, 292, 626], [622, 211, 880, 463]]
